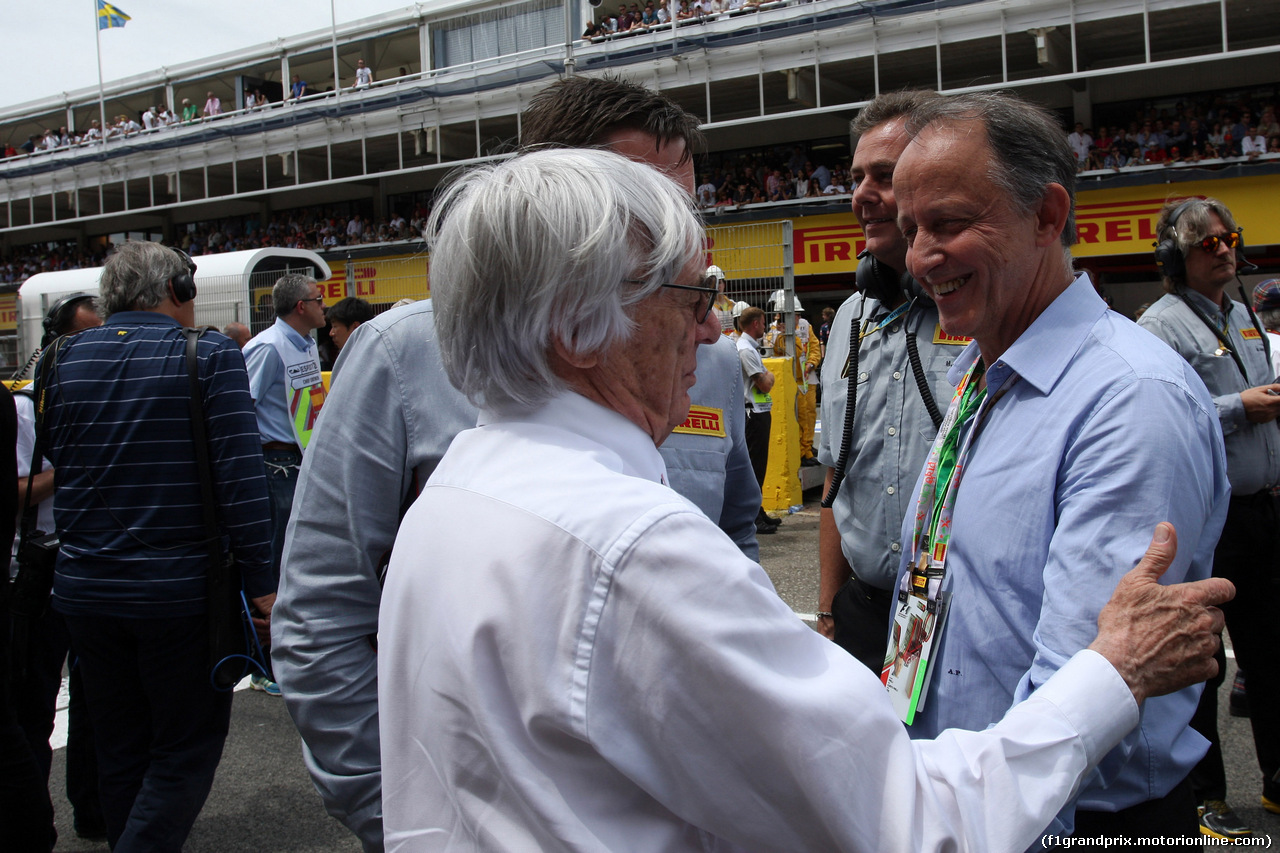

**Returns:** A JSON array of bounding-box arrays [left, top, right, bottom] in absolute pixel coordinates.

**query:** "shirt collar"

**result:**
[[479, 390, 668, 486], [1180, 286, 1231, 318], [272, 317, 315, 352], [106, 311, 182, 327]]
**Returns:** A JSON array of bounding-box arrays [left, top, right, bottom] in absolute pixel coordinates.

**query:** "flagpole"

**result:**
[[94, 0, 108, 146]]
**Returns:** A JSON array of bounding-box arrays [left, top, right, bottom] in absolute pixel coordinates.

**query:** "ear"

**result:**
[[1034, 183, 1072, 248], [167, 280, 181, 305], [549, 334, 599, 370]]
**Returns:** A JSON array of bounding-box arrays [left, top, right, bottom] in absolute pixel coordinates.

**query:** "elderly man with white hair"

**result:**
[[377, 147, 1232, 852]]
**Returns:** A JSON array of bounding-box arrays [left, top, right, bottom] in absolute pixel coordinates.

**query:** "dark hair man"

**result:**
[[271, 74, 754, 852], [1138, 197, 1280, 840], [326, 296, 375, 352], [889, 92, 1230, 844], [10, 294, 104, 845], [378, 144, 1232, 852], [37, 241, 273, 849], [816, 90, 958, 670]]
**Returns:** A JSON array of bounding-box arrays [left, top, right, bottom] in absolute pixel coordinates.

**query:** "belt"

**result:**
[[262, 441, 300, 453]]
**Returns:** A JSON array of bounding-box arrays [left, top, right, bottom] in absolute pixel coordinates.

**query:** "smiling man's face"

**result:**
[[850, 117, 911, 272]]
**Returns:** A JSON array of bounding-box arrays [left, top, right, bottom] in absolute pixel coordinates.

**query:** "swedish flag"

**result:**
[[97, 0, 131, 30]]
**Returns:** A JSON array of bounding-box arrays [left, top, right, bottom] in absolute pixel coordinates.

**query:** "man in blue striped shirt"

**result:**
[[39, 240, 275, 852]]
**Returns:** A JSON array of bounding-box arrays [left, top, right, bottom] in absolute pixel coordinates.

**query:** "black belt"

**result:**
[[262, 441, 300, 453]]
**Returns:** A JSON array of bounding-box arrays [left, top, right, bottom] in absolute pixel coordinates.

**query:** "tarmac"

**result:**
[[45, 486, 1280, 850]]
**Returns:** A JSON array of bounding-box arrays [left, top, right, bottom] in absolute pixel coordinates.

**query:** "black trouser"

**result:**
[[744, 408, 771, 488], [1189, 491, 1280, 802], [1064, 777, 1199, 850], [64, 612, 233, 852], [11, 606, 103, 837], [832, 574, 894, 674]]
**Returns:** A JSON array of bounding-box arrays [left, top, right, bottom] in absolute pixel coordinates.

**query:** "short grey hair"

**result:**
[[273, 273, 317, 318], [428, 148, 703, 414], [907, 92, 1078, 257], [850, 90, 940, 142], [100, 241, 187, 315]]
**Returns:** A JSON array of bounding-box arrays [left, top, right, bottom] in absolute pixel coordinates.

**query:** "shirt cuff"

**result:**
[[1033, 649, 1139, 767]]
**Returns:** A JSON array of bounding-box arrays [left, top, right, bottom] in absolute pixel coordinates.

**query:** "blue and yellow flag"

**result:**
[[97, 1, 131, 30]]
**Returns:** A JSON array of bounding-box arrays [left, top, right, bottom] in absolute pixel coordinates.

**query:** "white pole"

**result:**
[[94, 0, 108, 145], [331, 0, 342, 102]]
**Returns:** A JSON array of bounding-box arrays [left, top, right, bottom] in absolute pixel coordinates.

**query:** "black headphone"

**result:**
[[41, 293, 95, 347], [170, 248, 198, 303], [1152, 199, 1198, 284], [1152, 198, 1255, 283], [855, 251, 927, 305]]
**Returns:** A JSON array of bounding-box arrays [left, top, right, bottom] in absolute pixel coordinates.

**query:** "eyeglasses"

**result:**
[[1198, 231, 1241, 254], [299, 295, 325, 305], [661, 275, 722, 324]]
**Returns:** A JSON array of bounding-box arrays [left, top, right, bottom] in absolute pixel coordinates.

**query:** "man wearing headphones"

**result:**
[[10, 293, 105, 844], [815, 91, 960, 670], [37, 241, 274, 850], [1138, 197, 1280, 840]]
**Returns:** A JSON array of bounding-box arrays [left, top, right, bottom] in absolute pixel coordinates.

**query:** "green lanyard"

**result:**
[[925, 361, 986, 552]]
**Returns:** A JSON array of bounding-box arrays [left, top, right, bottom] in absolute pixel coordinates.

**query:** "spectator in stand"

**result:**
[[1241, 126, 1266, 159], [1208, 122, 1226, 154], [697, 174, 716, 207], [1187, 119, 1210, 157], [1103, 144, 1132, 170], [203, 92, 222, 119], [582, 19, 601, 38], [180, 98, 198, 124], [614, 3, 632, 30], [120, 115, 142, 136], [142, 106, 157, 130], [811, 160, 831, 189], [1067, 122, 1092, 166], [354, 59, 373, 90], [1269, 137, 1280, 154], [656, 0, 672, 23], [1166, 119, 1190, 154], [290, 75, 308, 101], [642, 1, 659, 25]]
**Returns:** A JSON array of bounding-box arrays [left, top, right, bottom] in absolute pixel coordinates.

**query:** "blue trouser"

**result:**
[[62, 612, 233, 853], [262, 447, 303, 587]]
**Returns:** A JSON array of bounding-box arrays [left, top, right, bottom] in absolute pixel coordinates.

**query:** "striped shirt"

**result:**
[[42, 311, 273, 618]]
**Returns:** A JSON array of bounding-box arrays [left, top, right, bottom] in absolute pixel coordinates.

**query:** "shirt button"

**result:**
[[893, 371, 902, 380], [890, 324, 900, 333], [859, 372, 869, 381], [887, 426, 897, 436], [887, 486, 896, 495], [891, 542, 901, 552]]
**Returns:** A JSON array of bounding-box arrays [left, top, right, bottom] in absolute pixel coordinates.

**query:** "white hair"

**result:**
[[428, 148, 703, 413]]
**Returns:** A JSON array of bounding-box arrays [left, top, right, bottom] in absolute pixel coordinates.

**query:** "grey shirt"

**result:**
[[272, 301, 760, 850], [1139, 290, 1280, 495], [817, 293, 961, 589]]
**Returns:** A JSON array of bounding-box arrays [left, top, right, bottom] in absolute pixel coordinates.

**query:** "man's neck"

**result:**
[[284, 315, 316, 338], [1184, 280, 1228, 311]]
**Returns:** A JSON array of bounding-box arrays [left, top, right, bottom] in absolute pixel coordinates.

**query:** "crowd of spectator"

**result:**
[[695, 144, 851, 208], [582, 0, 790, 38], [2, 59, 396, 159], [1066, 97, 1280, 172]]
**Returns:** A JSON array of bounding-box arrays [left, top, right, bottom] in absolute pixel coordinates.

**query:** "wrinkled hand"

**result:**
[[250, 592, 276, 647], [816, 613, 836, 641], [1089, 523, 1233, 705]]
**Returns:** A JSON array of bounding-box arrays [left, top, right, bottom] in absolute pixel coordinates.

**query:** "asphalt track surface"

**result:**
[[46, 490, 1280, 850]]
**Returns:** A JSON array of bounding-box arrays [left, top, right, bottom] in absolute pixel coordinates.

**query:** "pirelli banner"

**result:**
[[708, 173, 1280, 275], [0, 293, 17, 331], [320, 252, 431, 304]]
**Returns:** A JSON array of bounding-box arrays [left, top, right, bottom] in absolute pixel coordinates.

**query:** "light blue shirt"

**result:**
[[243, 318, 318, 445], [897, 274, 1229, 836]]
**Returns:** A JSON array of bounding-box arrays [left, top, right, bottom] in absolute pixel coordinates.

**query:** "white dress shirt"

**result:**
[[379, 390, 1139, 853]]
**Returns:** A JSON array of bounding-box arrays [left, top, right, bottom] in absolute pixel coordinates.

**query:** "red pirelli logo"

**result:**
[[932, 325, 972, 346], [1241, 328, 1262, 341], [673, 405, 726, 437]]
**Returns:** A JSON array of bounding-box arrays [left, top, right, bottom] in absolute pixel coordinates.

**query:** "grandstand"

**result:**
[[1, 0, 1278, 367]]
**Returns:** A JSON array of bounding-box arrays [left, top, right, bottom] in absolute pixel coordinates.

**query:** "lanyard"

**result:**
[[859, 301, 909, 342], [900, 359, 987, 609]]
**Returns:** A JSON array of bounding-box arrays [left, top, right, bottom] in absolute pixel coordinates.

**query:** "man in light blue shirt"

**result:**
[[890, 92, 1229, 844]]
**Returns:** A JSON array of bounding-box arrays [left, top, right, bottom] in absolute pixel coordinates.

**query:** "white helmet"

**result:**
[[706, 264, 726, 282], [732, 300, 749, 318], [769, 289, 803, 312]]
